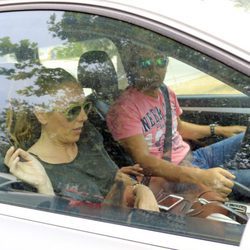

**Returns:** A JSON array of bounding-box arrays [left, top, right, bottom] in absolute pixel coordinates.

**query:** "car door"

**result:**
[[0, 1, 249, 250]]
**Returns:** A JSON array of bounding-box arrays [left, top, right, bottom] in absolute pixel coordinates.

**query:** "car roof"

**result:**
[[0, 0, 249, 63], [107, 0, 250, 59]]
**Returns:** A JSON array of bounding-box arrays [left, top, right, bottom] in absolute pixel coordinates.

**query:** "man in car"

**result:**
[[106, 45, 248, 200]]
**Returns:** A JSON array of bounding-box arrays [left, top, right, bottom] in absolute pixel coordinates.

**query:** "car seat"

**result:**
[[77, 50, 120, 119], [77, 50, 134, 167]]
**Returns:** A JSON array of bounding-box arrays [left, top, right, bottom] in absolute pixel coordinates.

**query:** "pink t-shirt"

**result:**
[[106, 87, 190, 164]]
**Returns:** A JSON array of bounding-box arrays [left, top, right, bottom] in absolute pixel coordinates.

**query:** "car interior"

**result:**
[[1, 41, 250, 218], [77, 49, 135, 167]]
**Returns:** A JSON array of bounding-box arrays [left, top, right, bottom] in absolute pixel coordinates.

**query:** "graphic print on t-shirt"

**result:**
[[141, 106, 164, 132], [140, 104, 167, 154], [170, 100, 185, 152], [106, 86, 190, 163], [140, 93, 186, 159]]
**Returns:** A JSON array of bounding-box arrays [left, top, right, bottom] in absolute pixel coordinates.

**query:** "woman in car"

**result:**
[[3, 67, 159, 212]]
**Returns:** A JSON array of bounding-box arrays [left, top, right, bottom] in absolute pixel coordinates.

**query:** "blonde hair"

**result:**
[[6, 102, 41, 150], [6, 67, 78, 149]]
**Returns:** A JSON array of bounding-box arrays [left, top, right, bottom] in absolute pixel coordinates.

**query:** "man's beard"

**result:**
[[134, 74, 162, 91]]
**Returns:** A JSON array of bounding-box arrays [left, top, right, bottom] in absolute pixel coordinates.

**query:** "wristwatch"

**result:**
[[209, 123, 218, 136]]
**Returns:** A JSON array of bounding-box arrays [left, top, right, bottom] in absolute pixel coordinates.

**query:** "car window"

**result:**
[[165, 57, 245, 96], [0, 9, 249, 247]]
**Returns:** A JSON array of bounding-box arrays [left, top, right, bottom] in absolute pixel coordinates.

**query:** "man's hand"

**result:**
[[4, 147, 54, 195], [217, 125, 246, 138], [198, 167, 235, 198], [120, 164, 144, 176]]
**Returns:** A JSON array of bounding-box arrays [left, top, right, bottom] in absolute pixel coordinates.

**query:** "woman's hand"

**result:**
[[133, 184, 159, 212], [4, 147, 54, 195], [108, 173, 159, 211]]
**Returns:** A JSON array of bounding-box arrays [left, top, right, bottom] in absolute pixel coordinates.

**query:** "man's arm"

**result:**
[[120, 134, 189, 181], [119, 134, 235, 198], [177, 118, 246, 140]]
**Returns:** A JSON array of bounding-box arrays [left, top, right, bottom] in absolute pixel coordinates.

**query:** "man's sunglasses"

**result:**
[[138, 56, 169, 69], [62, 101, 92, 122]]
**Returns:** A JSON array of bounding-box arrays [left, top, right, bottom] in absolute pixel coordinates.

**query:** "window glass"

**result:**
[[0, 10, 249, 246], [165, 57, 244, 96]]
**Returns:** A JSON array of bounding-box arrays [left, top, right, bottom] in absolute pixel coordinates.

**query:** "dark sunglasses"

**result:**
[[138, 56, 169, 69], [62, 101, 92, 122]]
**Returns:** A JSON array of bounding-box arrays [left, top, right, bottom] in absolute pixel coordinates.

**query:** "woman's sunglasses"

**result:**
[[138, 56, 169, 69], [62, 101, 92, 122]]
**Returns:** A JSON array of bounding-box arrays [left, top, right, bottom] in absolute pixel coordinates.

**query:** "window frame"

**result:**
[[0, 1, 248, 76]]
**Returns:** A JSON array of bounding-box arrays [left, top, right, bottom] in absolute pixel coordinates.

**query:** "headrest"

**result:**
[[77, 50, 119, 102]]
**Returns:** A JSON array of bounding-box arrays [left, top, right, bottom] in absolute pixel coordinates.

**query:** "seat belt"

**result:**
[[142, 84, 172, 186], [160, 84, 172, 161]]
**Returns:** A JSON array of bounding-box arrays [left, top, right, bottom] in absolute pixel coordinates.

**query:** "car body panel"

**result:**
[[0, 202, 246, 250]]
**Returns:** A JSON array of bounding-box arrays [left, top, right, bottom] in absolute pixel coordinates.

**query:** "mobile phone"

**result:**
[[158, 194, 184, 211]]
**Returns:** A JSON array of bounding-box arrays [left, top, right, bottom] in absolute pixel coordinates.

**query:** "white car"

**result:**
[[0, 0, 249, 249]]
